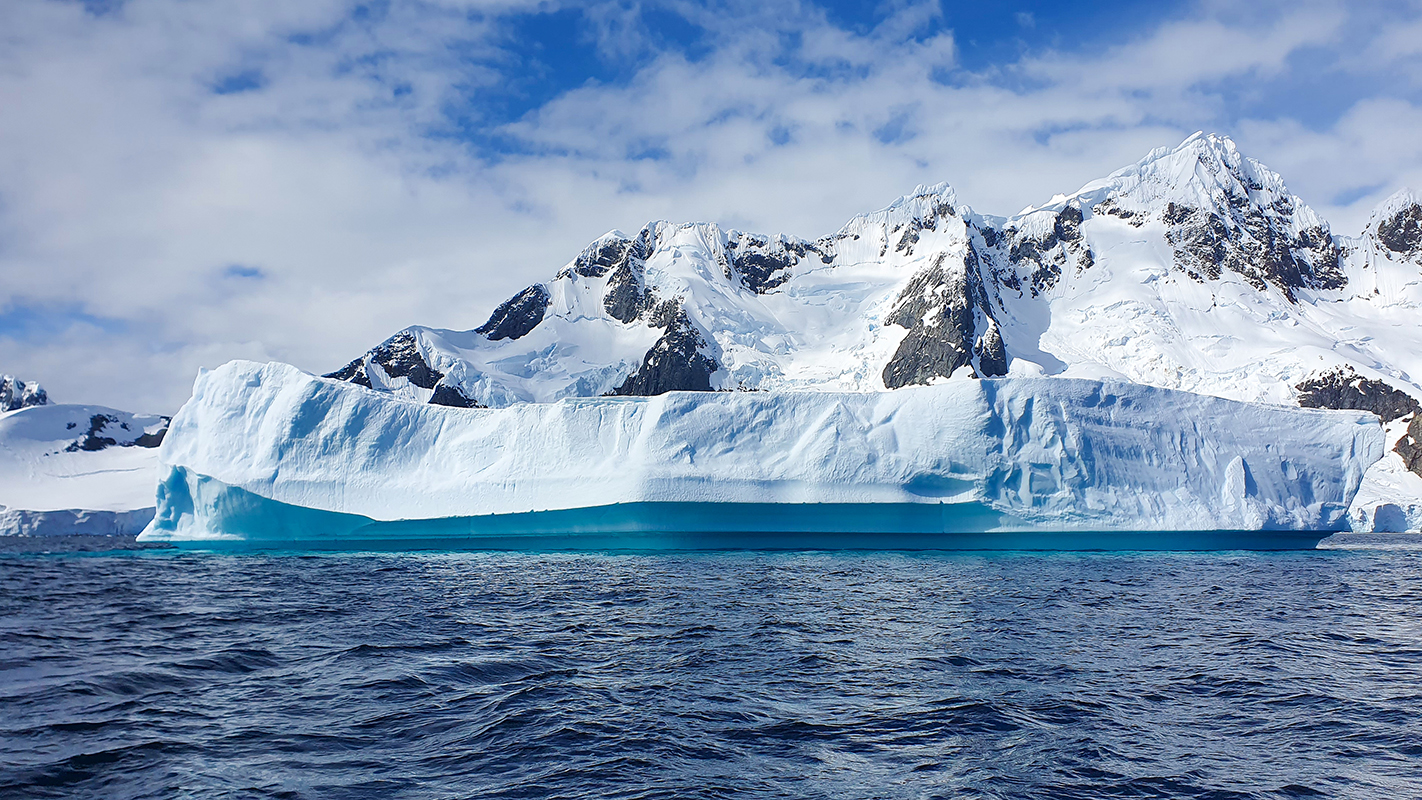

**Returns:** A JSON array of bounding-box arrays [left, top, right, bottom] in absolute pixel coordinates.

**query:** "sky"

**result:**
[[2, 0, 1421, 412]]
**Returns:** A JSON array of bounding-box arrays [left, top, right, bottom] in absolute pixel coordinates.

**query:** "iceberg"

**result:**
[[138, 360, 1384, 549]]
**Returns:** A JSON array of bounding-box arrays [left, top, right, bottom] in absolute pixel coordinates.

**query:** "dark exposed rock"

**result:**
[[1008, 235, 1063, 296], [133, 429, 167, 448], [574, 233, 651, 278], [730, 247, 795, 293], [881, 246, 1009, 388], [1, 375, 47, 412], [643, 297, 682, 329], [131, 416, 170, 448], [604, 262, 649, 323], [326, 330, 484, 407], [999, 205, 1094, 297], [429, 383, 482, 408], [1376, 202, 1422, 255], [1162, 200, 1345, 301], [592, 228, 658, 323], [1094, 198, 1144, 227], [1055, 205, 1083, 242], [476, 284, 551, 341], [65, 414, 120, 452], [894, 219, 928, 256], [580, 228, 659, 321], [888, 199, 954, 259], [974, 321, 1009, 378], [324, 356, 373, 388], [725, 234, 832, 294], [326, 330, 442, 390], [1296, 367, 1420, 423], [1395, 414, 1422, 478], [54, 412, 168, 451], [610, 307, 718, 396]]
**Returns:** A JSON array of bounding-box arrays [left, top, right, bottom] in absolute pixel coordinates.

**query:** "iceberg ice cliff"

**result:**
[[139, 361, 1382, 547]]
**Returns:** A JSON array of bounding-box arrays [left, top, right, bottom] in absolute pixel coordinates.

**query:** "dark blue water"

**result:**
[[3, 542, 1421, 799]]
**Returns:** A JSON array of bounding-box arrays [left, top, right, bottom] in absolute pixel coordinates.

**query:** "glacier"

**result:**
[[137, 360, 1383, 549]]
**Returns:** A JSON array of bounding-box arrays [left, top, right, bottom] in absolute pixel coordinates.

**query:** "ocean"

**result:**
[[2, 539, 1420, 799]]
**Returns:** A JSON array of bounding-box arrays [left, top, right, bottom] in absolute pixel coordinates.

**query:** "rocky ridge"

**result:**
[[1, 374, 48, 412], [327, 134, 1421, 431]]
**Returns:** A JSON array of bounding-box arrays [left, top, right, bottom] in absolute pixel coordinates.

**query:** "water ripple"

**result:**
[[1, 546, 1420, 799]]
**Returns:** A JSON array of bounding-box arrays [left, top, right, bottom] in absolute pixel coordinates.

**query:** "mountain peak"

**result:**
[[1100, 132, 1294, 214], [837, 181, 959, 236], [1, 375, 49, 412], [1365, 187, 1422, 256]]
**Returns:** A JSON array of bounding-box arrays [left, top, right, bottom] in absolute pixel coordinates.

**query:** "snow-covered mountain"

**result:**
[[329, 135, 1416, 406], [0, 378, 169, 536], [2, 374, 48, 412], [321, 134, 1420, 530]]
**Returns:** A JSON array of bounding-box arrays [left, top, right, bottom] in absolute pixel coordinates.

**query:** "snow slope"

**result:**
[[0, 402, 168, 536], [139, 360, 1382, 545], [323, 133, 1422, 530]]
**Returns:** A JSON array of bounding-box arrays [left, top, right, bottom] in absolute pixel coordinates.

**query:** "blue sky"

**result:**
[[471, 2, 1187, 128], [2, 0, 1421, 410]]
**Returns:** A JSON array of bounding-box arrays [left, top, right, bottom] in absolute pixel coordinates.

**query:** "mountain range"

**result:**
[[324, 133, 1422, 528]]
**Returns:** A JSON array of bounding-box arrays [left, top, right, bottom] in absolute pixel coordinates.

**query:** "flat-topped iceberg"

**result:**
[[138, 360, 1383, 549]]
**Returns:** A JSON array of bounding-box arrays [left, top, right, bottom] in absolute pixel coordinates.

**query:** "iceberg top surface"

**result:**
[[155, 360, 1382, 532]]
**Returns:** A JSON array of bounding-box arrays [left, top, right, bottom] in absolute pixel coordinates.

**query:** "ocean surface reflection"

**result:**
[[2, 541, 1421, 799]]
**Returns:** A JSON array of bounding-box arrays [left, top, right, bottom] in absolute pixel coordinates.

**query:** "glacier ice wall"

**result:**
[[140, 360, 1384, 542]]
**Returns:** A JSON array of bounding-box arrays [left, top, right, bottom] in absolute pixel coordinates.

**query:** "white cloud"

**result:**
[[0, 0, 1418, 411]]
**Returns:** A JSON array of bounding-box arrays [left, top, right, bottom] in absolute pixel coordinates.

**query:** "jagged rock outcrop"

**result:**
[[63, 412, 169, 452], [1, 375, 48, 412], [994, 205, 1095, 298], [603, 257, 650, 323], [1376, 201, 1422, 256], [882, 247, 1007, 387], [428, 385, 480, 408], [1295, 367, 1420, 423], [610, 307, 719, 396], [325, 330, 481, 408], [1090, 132, 1343, 301], [573, 230, 652, 278], [1162, 201, 1342, 300], [1396, 415, 1422, 478], [724, 233, 832, 294], [475, 284, 551, 341], [328, 330, 438, 389]]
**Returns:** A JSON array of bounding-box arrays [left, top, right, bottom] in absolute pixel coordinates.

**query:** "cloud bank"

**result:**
[[1, 0, 1419, 411]]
